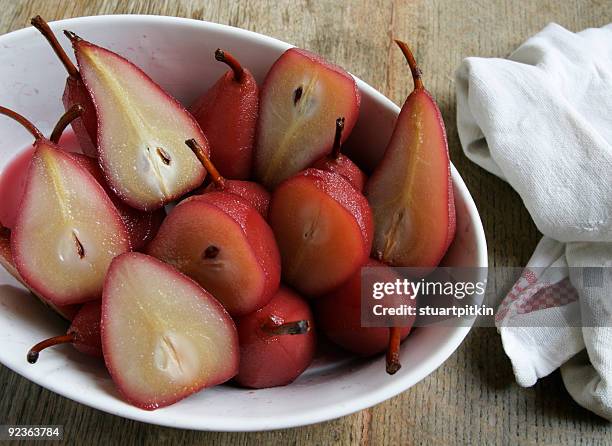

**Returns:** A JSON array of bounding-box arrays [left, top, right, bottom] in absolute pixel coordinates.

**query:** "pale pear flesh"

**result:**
[[102, 253, 238, 410], [11, 142, 129, 305], [0, 227, 80, 320], [255, 49, 360, 189], [74, 40, 206, 210]]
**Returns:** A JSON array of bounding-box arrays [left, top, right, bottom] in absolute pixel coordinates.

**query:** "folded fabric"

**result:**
[[455, 23, 612, 420]]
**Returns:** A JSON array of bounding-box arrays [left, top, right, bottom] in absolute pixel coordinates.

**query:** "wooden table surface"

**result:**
[[1, 0, 611, 444]]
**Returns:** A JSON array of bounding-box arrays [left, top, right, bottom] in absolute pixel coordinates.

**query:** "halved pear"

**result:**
[[254, 48, 360, 189], [68, 33, 207, 210], [268, 168, 373, 296], [365, 41, 455, 267], [147, 192, 281, 316], [11, 141, 130, 305], [102, 253, 239, 410], [0, 227, 79, 320]]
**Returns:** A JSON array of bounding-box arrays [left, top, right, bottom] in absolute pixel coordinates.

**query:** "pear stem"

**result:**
[[31, 16, 79, 78], [0, 106, 43, 140], [215, 49, 244, 82], [50, 104, 84, 143], [27, 333, 75, 364], [63, 30, 82, 44], [394, 40, 424, 90], [386, 327, 402, 375], [263, 319, 310, 336], [331, 117, 345, 159], [185, 138, 226, 190]]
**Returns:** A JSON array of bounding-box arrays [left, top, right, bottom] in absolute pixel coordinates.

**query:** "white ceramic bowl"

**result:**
[[0, 15, 487, 431]]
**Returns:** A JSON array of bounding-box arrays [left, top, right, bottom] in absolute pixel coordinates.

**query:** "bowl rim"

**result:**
[[0, 14, 488, 431]]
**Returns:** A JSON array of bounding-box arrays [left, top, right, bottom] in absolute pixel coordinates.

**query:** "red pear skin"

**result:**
[[0, 226, 79, 320], [255, 48, 361, 189], [31, 16, 97, 156], [268, 168, 373, 296], [204, 179, 270, 218], [186, 138, 270, 218], [27, 300, 102, 363], [314, 259, 413, 356], [66, 300, 102, 356], [102, 253, 239, 410], [312, 154, 366, 191], [62, 76, 97, 156], [365, 41, 456, 268], [68, 33, 208, 211], [69, 153, 165, 250], [312, 117, 366, 191], [147, 192, 280, 316], [235, 286, 316, 389], [190, 49, 258, 180]]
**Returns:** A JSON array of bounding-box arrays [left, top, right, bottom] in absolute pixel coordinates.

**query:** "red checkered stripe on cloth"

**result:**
[[495, 270, 579, 323]]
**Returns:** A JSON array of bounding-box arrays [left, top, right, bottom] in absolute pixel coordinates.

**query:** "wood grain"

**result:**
[[1, 0, 611, 444]]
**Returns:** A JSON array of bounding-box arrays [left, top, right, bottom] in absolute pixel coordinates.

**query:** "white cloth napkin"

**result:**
[[455, 23, 612, 420]]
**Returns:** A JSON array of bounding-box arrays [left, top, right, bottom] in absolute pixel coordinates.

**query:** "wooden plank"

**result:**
[[1, 0, 611, 444]]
